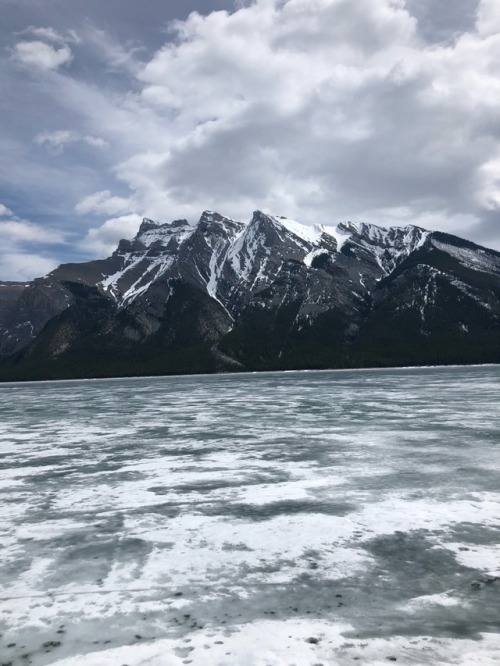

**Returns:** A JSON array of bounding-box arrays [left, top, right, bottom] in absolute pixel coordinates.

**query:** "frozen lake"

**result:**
[[1, 366, 500, 665]]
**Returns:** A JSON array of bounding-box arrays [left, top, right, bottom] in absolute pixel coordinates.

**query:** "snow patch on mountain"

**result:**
[[228, 221, 267, 282], [432, 239, 500, 275], [275, 216, 322, 245], [93, 211, 487, 320], [136, 218, 195, 248], [100, 253, 145, 300], [304, 248, 327, 267], [121, 255, 176, 305], [321, 224, 352, 251]]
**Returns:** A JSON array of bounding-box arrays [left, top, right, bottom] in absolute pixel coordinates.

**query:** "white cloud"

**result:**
[[73, 0, 488, 236], [80, 214, 143, 256], [75, 190, 134, 216], [476, 0, 500, 36], [0, 220, 66, 244], [84, 136, 107, 148], [5, 0, 500, 278], [35, 130, 77, 154], [18, 25, 82, 46], [82, 24, 143, 75], [12, 40, 73, 71], [35, 130, 107, 155], [0, 252, 58, 281], [0, 204, 14, 217], [0, 213, 67, 280], [71, 0, 494, 235], [476, 157, 500, 210]]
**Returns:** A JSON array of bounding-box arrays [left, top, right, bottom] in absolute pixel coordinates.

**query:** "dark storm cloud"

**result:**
[[1, 0, 500, 279]]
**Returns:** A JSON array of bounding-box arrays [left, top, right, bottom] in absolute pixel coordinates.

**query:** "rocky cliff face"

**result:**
[[2, 210, 500, 379]]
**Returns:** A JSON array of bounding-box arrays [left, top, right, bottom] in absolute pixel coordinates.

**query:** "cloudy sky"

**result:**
[[1, 0, 500, 279]]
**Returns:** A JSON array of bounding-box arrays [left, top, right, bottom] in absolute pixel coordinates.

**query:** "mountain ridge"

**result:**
[[1, 210, 500, 380]]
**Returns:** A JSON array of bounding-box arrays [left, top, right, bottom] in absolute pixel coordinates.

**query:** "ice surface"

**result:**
[[1, 366, 500, 665], [46, 629, 500, 666]]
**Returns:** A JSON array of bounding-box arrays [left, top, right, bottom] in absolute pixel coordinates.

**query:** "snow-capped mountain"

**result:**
[[1, 210, 500, 379]]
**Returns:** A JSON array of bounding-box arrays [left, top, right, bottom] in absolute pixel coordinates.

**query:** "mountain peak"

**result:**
[[134, 217, 191, 247], [3, 207, 500, 378], [250, 210, 273, 223], [198, 210, 241, 227], [138, 217, 162, 234]]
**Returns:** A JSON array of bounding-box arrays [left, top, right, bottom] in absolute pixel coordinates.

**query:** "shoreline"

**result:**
[[0, 363, 500, 388], [0, 360, 499, 386]]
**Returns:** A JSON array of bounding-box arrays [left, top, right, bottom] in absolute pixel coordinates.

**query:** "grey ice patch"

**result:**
[[200, 499, 357, 521]]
